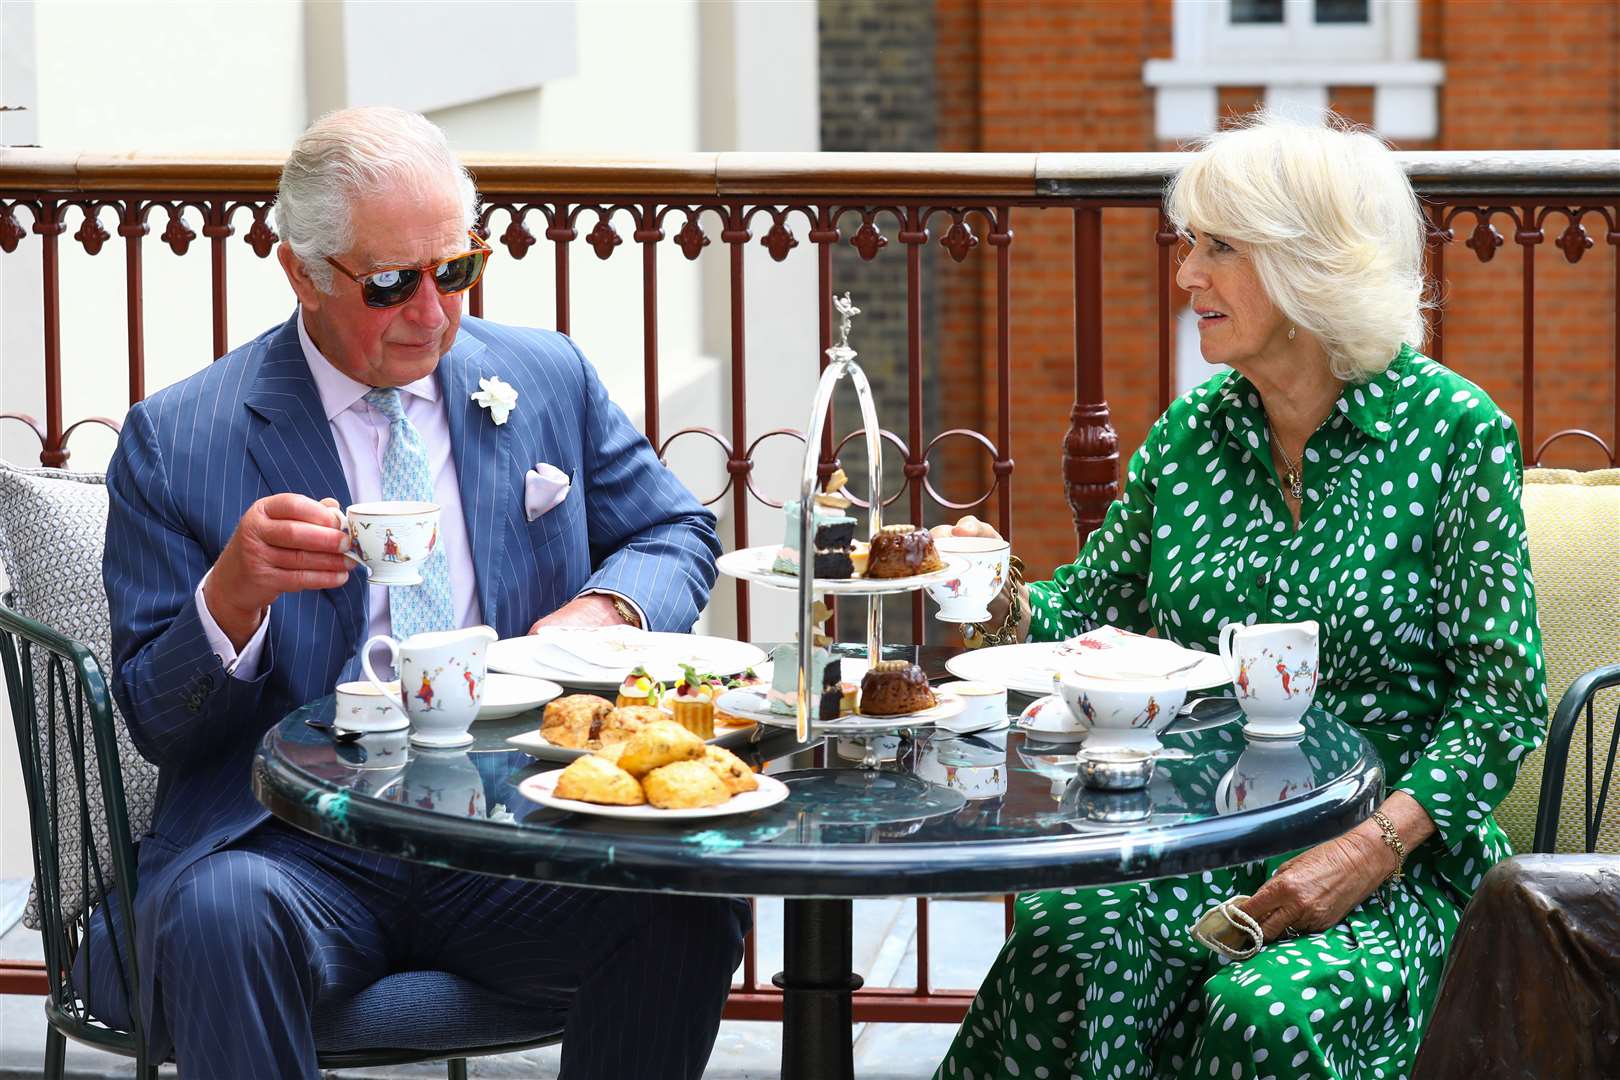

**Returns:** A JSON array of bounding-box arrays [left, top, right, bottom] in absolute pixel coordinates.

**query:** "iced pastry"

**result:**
[[668, 664, 719, 739], [858, 659, 937, 716], [773, 469, 858, 578], [615, 665, 663, 708]]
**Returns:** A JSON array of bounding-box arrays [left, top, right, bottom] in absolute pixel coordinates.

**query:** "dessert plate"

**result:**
[[475, 673, 564, 720], [519, 769, 791, 821], [946, 641, 1229, 696], [487, 630, 767, 690], [717, 546, 965, 596], [506, 720, 759, 763], [715, 686, 965, 735]]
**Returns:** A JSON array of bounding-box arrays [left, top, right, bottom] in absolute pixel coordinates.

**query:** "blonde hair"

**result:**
[[1165, 110, 1429, 381], [275, 106, 479, 293]]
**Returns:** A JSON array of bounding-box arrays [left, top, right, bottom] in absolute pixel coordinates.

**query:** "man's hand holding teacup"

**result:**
[[204, 494, 354, 650]]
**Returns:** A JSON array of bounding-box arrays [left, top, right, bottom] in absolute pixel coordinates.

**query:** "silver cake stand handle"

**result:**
[[792, 297, 884, 743]]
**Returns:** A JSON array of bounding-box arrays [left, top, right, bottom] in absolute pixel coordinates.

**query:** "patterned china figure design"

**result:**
[[1133, 696, 1161, 730], [364, 626, 497, 748], [383, 529, 402, 562], [427, 524, 438, 554], [1217, 620, 1320, 739]]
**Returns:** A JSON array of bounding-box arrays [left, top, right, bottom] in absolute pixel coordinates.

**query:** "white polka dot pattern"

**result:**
[[940, 346, 1548, 1080]]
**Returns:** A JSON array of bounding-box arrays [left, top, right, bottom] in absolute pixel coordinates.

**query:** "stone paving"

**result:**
[[0, 896, 1006, 1078]]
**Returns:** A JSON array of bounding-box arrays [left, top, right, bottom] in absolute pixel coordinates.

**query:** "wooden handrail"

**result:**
[[3, 148, 1617, 198]]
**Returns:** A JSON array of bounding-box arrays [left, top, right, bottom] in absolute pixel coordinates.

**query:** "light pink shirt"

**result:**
[[197, 310, 482, 675]]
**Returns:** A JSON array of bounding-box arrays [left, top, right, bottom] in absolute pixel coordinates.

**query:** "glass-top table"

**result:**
[[254, 645, 1381, 1080]]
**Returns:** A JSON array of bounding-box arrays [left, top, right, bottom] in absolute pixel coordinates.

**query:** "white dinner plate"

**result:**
[[487, 630, 767, 690], [715, 686, 965, 735], [476, 673, 564, 720], [519, 769, 791, 821], [504, 718, 760, 763], [716, 546, 966, 596], [946, 642, 1230, 696]]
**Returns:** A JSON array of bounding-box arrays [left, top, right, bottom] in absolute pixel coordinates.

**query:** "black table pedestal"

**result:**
[[774, 897, 863, 1080]]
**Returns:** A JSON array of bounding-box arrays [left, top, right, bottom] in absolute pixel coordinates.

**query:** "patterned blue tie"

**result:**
[[364, 387, 454, 640]]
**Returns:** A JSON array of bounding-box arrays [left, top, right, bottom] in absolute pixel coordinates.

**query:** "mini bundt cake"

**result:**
[[864, 524, 946, 579], [858, 659, 937, 716]]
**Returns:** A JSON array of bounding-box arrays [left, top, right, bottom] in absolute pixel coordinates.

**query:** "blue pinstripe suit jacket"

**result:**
[[103, 313, 719, 1023]]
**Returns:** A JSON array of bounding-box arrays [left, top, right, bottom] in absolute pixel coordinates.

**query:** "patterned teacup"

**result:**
[[339, 500, 441, 586], [334, 679, 406, 734], [925, 535, 1012, 623], [363, 625, 498, 748], [1217, 620, 1320, 739]]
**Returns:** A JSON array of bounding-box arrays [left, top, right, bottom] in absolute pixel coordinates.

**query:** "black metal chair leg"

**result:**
[[447, 1057, 469, 1080], [43, 1026, 66, 1080], [143, 1065, 159, 1080]]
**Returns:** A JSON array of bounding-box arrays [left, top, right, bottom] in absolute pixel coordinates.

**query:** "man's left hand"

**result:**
[[1238, 829, 1394, 941], [529, 594, 634, 634]]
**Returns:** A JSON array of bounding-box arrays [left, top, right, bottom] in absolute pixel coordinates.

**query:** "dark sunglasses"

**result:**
[[326, 231, 492, 309]]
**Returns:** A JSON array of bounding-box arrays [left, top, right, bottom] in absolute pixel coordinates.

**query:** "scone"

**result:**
[[596, 705, 661, 750], [592, 742, 628, 765], [540, 695, 614, 749], [702, 745, 759, 795], [617, 719, 707, 778], [553, 755, 645, 806], [642, 759, 731, 809]]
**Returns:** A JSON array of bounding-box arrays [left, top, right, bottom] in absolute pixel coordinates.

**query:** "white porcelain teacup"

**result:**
[[925, 535, 1012, 623], [936, 680, 1008, 734], [334, 680, 406, 734], [363, 625, 499, 748], [1056, 671, 1188, 752], [1217, 620, 1320, 738], [338, 500, 442, 586]]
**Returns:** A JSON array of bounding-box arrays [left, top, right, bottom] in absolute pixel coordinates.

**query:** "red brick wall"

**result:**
[[933, 0, 1619, 581]]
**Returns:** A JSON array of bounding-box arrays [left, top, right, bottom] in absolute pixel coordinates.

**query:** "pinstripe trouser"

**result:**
[[151, 820, 749, 1080]]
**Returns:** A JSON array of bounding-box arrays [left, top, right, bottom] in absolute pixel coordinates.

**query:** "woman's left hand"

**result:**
[[1238, 829, 1396, 941]]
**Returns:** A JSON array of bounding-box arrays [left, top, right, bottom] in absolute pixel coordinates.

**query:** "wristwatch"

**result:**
[[609, 595, 642, 628]]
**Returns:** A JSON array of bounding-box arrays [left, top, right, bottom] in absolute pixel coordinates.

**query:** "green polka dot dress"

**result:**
[[938, 347, 1547, 1080]]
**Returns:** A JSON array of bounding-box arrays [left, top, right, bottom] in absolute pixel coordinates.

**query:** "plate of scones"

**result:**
[[506, 669, 765, 763], [519, 719, 791, 820]]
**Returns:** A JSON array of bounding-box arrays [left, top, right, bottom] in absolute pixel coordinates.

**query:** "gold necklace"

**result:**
[[1272, 434, 1304, 501]]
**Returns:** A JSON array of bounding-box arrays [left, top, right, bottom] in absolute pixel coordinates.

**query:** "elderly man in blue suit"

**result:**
[[103, 106, 746, 1079]]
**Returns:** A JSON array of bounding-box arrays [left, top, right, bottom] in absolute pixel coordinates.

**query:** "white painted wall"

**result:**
[[0, 0, 822, 881]]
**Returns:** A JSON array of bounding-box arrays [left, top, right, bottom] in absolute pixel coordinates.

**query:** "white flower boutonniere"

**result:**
[[471, 375, 519, 426]]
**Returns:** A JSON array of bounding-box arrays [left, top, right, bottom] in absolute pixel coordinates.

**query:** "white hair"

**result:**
[[1165, 110, 1430, 382], [274, 106, 479, 293]]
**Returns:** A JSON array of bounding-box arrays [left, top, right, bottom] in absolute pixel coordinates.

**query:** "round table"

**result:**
[[254, 648, 1381, 1080]]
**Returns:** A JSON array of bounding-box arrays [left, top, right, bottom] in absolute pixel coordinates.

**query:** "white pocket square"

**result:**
[[525, 463, 572, 521]]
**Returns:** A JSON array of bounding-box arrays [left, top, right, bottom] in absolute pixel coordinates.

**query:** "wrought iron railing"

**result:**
[[0, 148, 1616, 1022]]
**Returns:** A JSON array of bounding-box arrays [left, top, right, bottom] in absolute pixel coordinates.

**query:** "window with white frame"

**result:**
[[1144, 0, 1442, 140]]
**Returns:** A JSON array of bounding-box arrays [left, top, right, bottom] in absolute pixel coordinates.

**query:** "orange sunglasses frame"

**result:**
[[326, 230, 493, 307]]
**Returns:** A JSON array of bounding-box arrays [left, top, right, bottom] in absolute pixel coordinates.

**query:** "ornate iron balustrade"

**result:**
[[1, 148, 1617, 1023]]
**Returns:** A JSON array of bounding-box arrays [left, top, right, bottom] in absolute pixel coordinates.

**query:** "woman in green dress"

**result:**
[[935, 113, 1546, 1080]]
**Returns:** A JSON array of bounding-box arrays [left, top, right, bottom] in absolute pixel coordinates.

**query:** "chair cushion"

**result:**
[[0, 461, 160, 929], [73, 896, 564, 1053], [1502, 468, 1620, 854]]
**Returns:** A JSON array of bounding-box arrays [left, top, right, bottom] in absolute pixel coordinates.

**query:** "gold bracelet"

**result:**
[[1369, 809, 1406, 884]]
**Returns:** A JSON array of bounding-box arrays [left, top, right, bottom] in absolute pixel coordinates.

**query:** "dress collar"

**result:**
[[1208, 345, 1412, 445]]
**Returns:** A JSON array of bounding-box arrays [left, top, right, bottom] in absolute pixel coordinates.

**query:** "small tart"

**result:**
[[615, 665, 663, 708]]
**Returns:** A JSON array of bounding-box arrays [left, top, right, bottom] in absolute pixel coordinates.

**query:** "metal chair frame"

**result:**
[[1533, 661, 1620, 854], [0, 597, 558, 1078]]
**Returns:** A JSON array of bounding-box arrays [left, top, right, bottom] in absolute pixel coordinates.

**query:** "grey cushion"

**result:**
[[0, 461, 159, 930]]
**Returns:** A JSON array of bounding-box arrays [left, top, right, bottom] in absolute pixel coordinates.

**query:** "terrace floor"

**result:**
[[0, 893, 1006, 1078]]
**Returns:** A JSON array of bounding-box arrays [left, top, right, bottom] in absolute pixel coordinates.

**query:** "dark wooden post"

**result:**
[[1063, 206, 1118, 546]]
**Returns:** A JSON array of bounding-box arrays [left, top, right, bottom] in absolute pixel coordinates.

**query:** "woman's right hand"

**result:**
[[933, 515, 1004, 542]]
